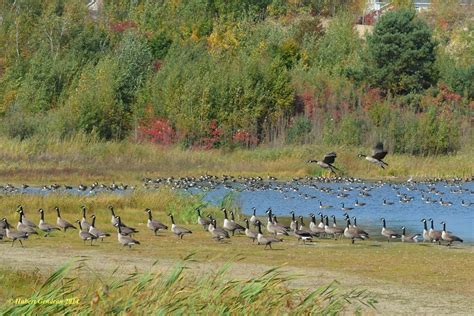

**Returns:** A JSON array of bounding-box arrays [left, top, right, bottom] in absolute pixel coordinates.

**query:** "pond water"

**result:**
[[190, 180, 474, 243]]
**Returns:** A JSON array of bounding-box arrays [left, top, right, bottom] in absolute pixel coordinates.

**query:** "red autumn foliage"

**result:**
[[199, 120, 223, 150], [300, 87, 316, 117], [153, 59, 163, 72], [361, 88, 383, 111], [137, 118, 176, 145], [110, 20, 137, 33], [233, 130, 258, 147], [438, 84, 462, 103]]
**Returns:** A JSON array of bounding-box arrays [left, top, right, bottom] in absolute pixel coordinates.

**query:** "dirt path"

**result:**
[[1, 245, 473, 315]]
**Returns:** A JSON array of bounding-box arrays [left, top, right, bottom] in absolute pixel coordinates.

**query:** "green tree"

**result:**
[[366, 9, 437, 95]]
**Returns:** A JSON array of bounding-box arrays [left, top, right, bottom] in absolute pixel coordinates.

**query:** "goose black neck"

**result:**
[[18, 211, 23, 222], [299, 217, 304, 225], [245, 220, 249, 229], [402, 227, 406, 235], [257, 222, 262, 234], [423, 220, 427, 230], [253, 208, 256, 216], [382, 219, 386, 228], [82, 207, 86, 218], [429, 220, 434, 229], [148, 211, 152, 220], [291, 213, 295, 221], [442, 222, 446, 232], [223, 209, 228, 219], [170, 215, 175, 224], [40, 210, 44, 221], [56, 208, 61, 217], [92, 216, 96, 227], [311, 215, 316, 224], [325, 216, 329, 226], [353, 217, 357, 226]]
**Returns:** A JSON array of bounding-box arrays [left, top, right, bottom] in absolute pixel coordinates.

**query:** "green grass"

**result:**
[[0, 136, 472, 184], [0, 258, 376, 315]]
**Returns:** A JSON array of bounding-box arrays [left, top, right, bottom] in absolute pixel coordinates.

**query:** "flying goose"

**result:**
[[255, 220, 283, 250], [145, 208, 168, 235], [209, 219, 230, 241], [344, 219, 367, 244], [440, 222, 463, 246], [196, 208, 211, 230], [380, 218, 400, 242], [359, 142, 388, 169], [17, 211, 38, 235], [307, 152, 340, 174], [38, 209, 60, 236], [80, 206, 91, 232], [401, 226, 420, 243], [2, 218, 29, 247], [89, 215, 111, 241], [55, 207, 76, 232], [243, 218, 257, 243], [222, 208, 244, 236], [168, 214, 192, 239], [116, 216, 140, 248], [75, 220, 97, 245]]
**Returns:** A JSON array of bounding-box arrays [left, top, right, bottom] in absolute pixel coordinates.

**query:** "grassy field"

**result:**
[[1, 192, 473, 314], [0, 136, 473, 184]]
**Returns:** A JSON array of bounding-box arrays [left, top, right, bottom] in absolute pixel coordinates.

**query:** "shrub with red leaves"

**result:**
[[137, 118, 176, 145], [110, 20, 137, 33], [233, 130, 258, 148], [152, 59, 163, 72], [200, 120, 223, 150]]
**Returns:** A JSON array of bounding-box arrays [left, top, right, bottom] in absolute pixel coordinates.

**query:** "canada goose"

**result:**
[[380, 218, 400, 242], [112, 216, 138, 236], [289, 211, 297, 231], [75, 220, 97, 245], [243, 218, 257, 242], [249, 207, 258, 226], [319, 201, 332, 209], [196, 208, 211, 230], [209, 219, 230, 241], [309, 214, 325, 237], [461, 200, 472, 207], [383, 199, 394, 206], [55, 207, 76, 232], [116, 216, 140, 248], [109, 205, 119, 226], [307, 152, 340, 174], [341, 203, 354, 212], [80, 206, 91, 232], [348, 216, 369, 238], [89, 215, 111, 241], [230, 210, 245, 234], [324, 216, 344, 239], [421, 219, 430, 242], [401, 226, 420, 243], [265, 209, 288, 236], [16, 206, 37, 228], [354, 200, 366, 207], [38, 209, 60, 236], [440, 222, 463, 246], [428, 218, 442, 245], [168, 213, 192, 239], [0, 226, 5, 240], [2, 218, 29, 247], [359, 142, 388, 169], [317, 212, 325, 229], [17, 211, 38, 235], [255, 220, 283, 250], [222, 208, 244, 236], [293, 221, 313, 244], [344, 219, 366, 244], [439, 198, 453, 206], [145, 208, 168, 235]]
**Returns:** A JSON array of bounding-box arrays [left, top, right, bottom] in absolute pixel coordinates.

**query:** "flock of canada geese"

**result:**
[[0, 203, 464, 249], [0, 142, 470, 249]]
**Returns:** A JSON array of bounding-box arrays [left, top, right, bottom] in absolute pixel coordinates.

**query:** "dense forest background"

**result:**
[[0, 0, 472, 155]]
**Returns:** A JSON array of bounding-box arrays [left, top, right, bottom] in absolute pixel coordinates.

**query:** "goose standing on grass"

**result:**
[[17, 206, 37, 228], [196, 208, 211, 230], [17, 211, 38, 235], [401, 226, 420, 243], [359, 142, 389, 169], [289, 211, 297, 231], [209, 219, 230, 242], [116, 216, 140, 248], [168, 213, 192, 239], [145, 208, 168, 236], [222, 208, 244, 236], [380, 218, 400, 242], [109, 205, 119, 226], [230, 210, 245, 234], [346, 216, 369, 239], [421, 219, 431, 242], [113, 216, 138, 236], [344, 219, 366, 244], [317, 212, 325, 229], [249, 207, 258, 226], [293, 221, 313, 244], [38, 209, 60, 236], [80, 206, 91, 232], [2, 218, 29, 247], [324, 216, 344, 239], [243, 218, 257, 243], [307, 152, 340, 174], [76, 220, 97, 245], [255, 220, 283, 250], [89, 215, 111, 241], [309, 214, 325, 237], [440, 222, 463, 246], [55, 207, 76, 232], [428, 218, 442, 245]]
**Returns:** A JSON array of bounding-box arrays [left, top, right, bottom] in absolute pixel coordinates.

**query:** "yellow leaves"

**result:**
[[207, 25, 240, 55]]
